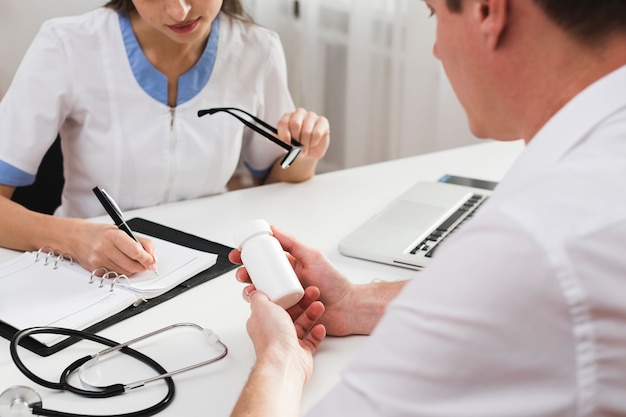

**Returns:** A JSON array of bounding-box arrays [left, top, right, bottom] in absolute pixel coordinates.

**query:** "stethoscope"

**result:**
[[0, 323, 228, 417]]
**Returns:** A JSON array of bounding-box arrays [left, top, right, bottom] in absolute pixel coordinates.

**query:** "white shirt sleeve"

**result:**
[[307, 211, 578, 417], [0, 20, 73, 183]]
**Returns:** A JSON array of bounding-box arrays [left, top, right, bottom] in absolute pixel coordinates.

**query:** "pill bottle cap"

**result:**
[[234, 219, 272, 249]]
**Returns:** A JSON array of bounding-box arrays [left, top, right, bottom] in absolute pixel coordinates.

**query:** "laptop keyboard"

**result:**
[[410, 194, 488, 258]]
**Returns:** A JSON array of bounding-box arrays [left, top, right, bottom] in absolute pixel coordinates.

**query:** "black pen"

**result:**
[[92, 186, 159, 276]]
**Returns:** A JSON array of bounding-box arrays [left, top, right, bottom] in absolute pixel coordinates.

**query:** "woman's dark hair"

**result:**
[[104, 0, 252, 22], [445, 0, 626, 44]]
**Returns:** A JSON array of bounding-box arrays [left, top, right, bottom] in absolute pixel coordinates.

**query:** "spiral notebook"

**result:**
[[0, 218, 237, 356]]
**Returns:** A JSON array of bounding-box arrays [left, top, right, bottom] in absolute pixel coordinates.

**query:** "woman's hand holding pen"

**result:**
[[86, 186, 158, 276], [69, 220, 157, 276]]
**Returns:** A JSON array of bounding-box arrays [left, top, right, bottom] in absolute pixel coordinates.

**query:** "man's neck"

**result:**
[[513, 32, 626, 142]]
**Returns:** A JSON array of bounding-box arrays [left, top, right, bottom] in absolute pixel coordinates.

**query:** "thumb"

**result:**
[[249, 290, 270, 306], [271, 226, 307, 259]]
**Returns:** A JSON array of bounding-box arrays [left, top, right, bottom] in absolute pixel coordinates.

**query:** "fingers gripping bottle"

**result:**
[[234, 219, 304, 309]]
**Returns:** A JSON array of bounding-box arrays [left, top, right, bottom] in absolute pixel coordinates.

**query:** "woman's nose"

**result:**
[[166, 0, 192, 22]]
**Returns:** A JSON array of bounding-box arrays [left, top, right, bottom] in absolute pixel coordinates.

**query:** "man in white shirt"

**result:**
[[229, 0, 626, 416]]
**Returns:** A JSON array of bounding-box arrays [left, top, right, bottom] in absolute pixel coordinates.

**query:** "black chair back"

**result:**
[[11, 135, 64, 215]]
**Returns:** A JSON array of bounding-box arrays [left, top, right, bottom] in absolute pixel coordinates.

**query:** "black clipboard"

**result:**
[[0, 217, 237, 357]]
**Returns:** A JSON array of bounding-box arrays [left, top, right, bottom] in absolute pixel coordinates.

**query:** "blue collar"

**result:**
[[118, 13, 220, 106]]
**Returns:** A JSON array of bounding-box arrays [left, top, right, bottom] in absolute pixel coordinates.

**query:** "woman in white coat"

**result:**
[[0, 0, 330, 275]]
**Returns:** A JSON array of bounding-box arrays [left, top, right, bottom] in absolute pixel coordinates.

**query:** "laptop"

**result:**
[[338, 175, 497, 270]]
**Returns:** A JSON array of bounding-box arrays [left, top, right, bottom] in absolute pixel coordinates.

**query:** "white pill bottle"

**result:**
[[234, 219, 304, 309]]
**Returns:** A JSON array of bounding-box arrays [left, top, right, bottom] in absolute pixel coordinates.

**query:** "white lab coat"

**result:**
[[0, 8, 293, 218]]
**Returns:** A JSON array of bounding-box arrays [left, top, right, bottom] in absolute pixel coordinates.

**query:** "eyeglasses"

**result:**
[[197, 107, 303, 169]]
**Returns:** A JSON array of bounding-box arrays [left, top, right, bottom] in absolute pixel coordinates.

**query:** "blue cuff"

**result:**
[[244, 161, 272, 179], [0, 160, 36, 186]]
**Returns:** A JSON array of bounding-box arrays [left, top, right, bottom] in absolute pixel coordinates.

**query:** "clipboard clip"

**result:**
[[197, 107, 303, 169]]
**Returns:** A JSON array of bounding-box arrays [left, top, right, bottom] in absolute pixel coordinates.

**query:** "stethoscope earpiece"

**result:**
[[0, 386, 42, 417]]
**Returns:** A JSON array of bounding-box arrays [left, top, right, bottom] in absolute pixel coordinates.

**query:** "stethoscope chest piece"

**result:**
[[0, 386, 42, 417]]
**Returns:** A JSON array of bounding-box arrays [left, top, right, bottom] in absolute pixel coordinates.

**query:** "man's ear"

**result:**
[[472, 0, 508, 49]]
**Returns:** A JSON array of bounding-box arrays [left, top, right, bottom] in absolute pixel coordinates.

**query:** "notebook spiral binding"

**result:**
[[89, 268, 130, 292], [35, 246, 129, 292], [35, 246, 74, 269]]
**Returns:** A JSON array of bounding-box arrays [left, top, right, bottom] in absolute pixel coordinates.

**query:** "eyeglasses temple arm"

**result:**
[[197, 108, 303, 150]]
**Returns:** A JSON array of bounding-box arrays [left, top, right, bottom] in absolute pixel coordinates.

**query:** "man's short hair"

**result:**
[[445, 0, 626, 44]]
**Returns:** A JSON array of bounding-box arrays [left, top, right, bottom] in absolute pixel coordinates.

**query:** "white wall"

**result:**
[[0, 0, 104, 98]]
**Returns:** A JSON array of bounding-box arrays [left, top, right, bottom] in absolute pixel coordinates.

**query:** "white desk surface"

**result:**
[[0, 140, 525, 416]]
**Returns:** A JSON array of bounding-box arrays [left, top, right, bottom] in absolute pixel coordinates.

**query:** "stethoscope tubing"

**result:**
[[10, 326, 175, 417]]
